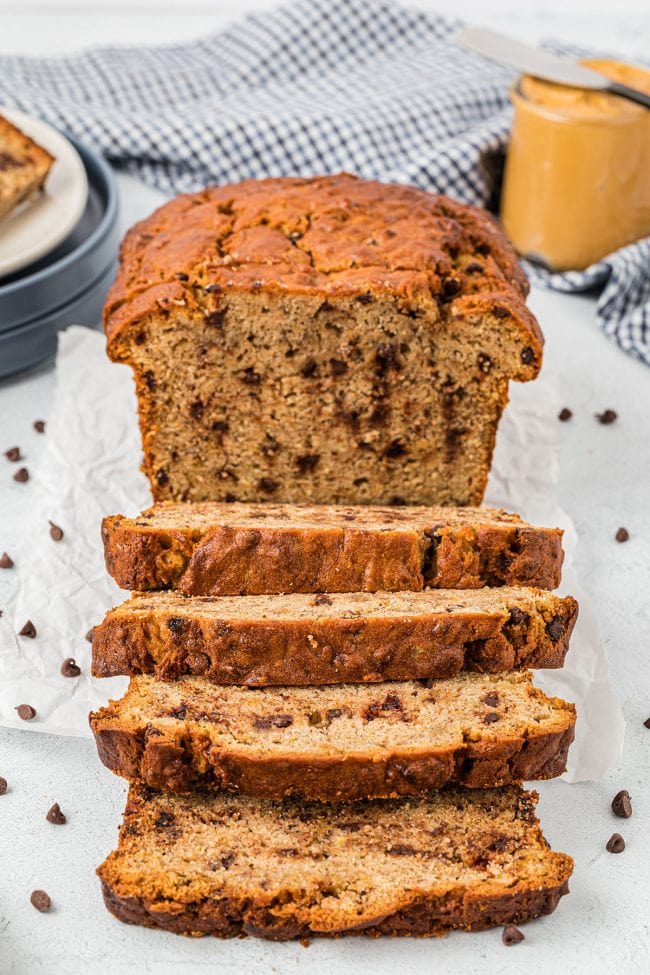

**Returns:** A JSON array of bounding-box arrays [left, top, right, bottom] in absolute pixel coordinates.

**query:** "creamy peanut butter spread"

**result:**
[[501, 59, 650, 271]]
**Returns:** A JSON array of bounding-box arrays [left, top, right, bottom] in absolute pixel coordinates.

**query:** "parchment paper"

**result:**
[[0, 325, 625, 779]]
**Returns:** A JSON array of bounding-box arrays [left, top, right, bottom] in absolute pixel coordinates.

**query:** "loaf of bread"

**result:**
[[103, 501, 564, 595], [104, 174, 542, 506], [91, 587, 577, 684], [0, 115, 54, 222], [90, 671, 576, 800], [98, 783, 572, 939]]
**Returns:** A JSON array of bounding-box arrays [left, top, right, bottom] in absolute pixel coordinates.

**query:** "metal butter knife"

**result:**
[[457, 27, 650, 109]]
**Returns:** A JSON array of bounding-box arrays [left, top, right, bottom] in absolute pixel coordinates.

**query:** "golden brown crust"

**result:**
[[91, 589, 578, 683], [100, 876, 570, 940], [103, 174, 539, 360], [101, 503, 564, 595]]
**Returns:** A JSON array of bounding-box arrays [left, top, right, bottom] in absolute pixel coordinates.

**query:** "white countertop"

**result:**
[[1, 3, 650, 973]]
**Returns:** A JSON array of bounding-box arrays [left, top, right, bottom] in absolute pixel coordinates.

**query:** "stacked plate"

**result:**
[[0, 108, 119, 378]]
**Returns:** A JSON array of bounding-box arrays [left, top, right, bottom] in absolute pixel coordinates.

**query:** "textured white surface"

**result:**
[[1, 2, 650, 973]]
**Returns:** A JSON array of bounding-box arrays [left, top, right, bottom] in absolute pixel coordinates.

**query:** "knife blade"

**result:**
[[457, 28, 650, 109]]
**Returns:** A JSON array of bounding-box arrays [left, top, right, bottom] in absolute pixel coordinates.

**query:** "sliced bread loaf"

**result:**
[[92, 587, 578, 684], [0, 115, 55, 222], [102, 500, 564, 594], [90, 671, 576, 799], [98, 783, 573, 939]]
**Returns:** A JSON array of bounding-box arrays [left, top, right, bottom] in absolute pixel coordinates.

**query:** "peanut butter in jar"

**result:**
[[500, 60, 650, 271]]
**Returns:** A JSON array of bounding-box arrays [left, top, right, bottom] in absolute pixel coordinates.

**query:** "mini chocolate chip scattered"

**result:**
[[46, 802, 66, 825], [611, 790, 632, 818], [606, 833, 625, 854], [15, 704, 36, 720], [13, 467, 29, 482], [484, 712, 500, 724], [615, 527, 629, 543], [19, 620, 36, 638], [313, 594, 333, 606], [30, 890, 51, 913], [644, 717, 650, 729], [48, 521, 64, 541], [558, 408, 572, 422], [5, 446, 21, 461], [61, 658, 81, 678], [596, 409, 617, 425], [85, 628, 94, 643], [502, 924, 524, 946], [0, 552, 14, 568], [33, 420, 46, 433], [0, 776, 7, 795]]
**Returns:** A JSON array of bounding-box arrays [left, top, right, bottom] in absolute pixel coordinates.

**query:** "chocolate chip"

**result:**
[[0, 552, 14, 568], [596, 409, 617, 425], [502, 924, 524, 945], [175, 272, 189, 282], [205, 308, 226, 328], [492, 306, 510, 319], [330, 358, 348, 376], [384, 439, 407, 459], [313, 594, 333, 606], [296, 453, 320, 474], [33, 420, 46, 433], [189, 399, 205, 419], [520, 346, 535, 364], [546, 618, 565, 641], [49, 521, 64, 541], [0, 777, 7, 795], [484, 712, 500, 724], [465, 262, 484, 274], [357, 293, 373, 304], [507, 607, 529, 627], [85, 628, 94, 643], [13, 467, 29, 482], [5, 447, 21, 461], [19, 620, 37, 638], [204, 283, 223, 293], [155, 469, 168, 487], [615, 527, 629, 543], [46, 802, 66, 825], [253, 714, 293, 730], [442, 277, 462, 300], [308, 711, 322, 726], [558, 407, 572, 422], [143, 370, 156, 390], [644, 717, 650, 729], [15, 704, 36, 720], [258, 477, 278, 494], [155, 811, 175, 828], [477, 352, 492, 373], [61, 658, 81, 678], [611, 790, 632, 818], [606, 833, 625, 853], [326, 708, 345, 722], [30, 890, 51, 913], [241, 366, 261, 385], [166, 617, 184, 633], [300, 357, 318, 378], [170, 705, 187, 720], [482, 692, 499, 707]]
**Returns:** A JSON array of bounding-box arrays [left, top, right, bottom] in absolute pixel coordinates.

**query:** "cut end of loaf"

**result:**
[[103, 175, 542, 506]]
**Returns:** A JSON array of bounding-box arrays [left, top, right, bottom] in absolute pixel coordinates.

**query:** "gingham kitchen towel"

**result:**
[[1, 0, 648, 364]]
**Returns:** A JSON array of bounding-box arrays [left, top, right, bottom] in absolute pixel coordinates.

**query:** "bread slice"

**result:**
[[103, 174, 542, 508], [91, 587, 578, 684], [0, 115, 55, 222], [98, 783, 573, 939], [102, 501, 564, 595], [90, 671, 575, 799]]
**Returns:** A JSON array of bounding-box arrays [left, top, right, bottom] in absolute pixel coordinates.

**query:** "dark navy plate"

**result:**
[[0, 134, 118, 377]]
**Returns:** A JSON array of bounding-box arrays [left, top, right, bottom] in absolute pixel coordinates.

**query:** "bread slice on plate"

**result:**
[[102, 501, 565, 595], [97, 782, 573, 939], [0, 115, 54, 222], [90, 670, 576, 799], [91, 587, 578, 684]]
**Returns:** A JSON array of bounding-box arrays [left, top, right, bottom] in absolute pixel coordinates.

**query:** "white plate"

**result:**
[[0, 107, 88, 278]]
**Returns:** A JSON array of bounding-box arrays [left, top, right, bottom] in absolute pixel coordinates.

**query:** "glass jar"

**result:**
[[500, 59, 650, 271]]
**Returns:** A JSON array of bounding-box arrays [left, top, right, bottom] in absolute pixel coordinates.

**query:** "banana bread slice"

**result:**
[[102, 501, 564, 595], [90, 671, 575, 799], [98, 783, 573, 939], [104, 173, 542, 507], [91, 587, 578, 684], [0, 115, 54, 222]]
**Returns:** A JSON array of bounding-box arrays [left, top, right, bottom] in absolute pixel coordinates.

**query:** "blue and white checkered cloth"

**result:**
[[1, 0, 648, 364]]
